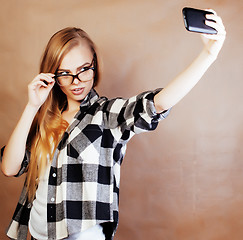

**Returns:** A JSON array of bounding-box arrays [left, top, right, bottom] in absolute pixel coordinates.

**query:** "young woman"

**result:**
[[1, 9, 226, 240]]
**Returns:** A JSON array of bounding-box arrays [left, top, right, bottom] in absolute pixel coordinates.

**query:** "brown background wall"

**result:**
[[0, 0, 242, 239]]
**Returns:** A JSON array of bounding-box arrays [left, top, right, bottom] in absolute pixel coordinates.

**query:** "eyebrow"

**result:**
[[57, 61, 92, 73]]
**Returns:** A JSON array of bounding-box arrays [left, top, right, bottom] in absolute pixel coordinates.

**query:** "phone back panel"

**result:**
[[182, 7, 217, 34]]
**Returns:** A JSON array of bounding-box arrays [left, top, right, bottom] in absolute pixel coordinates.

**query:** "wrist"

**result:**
[[202, 47, 218, 62], [26, 102, 40, 115]]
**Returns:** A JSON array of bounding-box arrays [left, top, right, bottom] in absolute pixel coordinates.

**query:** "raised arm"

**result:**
[[1, 73, 54, 176], [154, 10, 226, 112]]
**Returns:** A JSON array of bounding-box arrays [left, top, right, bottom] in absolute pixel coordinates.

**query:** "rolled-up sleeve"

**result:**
[[102, 88, 171, 134], [0, 146, 30, 177], [132, 88, 171, 134]]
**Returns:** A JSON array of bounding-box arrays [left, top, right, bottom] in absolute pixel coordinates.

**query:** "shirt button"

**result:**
[[51, 198, 55, 202], [52, 173, 56, 178]]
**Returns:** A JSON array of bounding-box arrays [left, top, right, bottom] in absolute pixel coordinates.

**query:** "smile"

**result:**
[[71, 88, 84, 95]]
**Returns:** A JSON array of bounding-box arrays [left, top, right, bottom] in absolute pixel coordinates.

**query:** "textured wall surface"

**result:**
[[0, 0, 242, 239]]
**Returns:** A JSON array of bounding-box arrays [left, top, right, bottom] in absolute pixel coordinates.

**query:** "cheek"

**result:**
[[60, 86, 69, 95], [89, 80, 94, 89], [85, 80, 94, 92]]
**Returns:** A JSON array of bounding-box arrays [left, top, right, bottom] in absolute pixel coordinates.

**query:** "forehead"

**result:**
[[59, 43, 93, 70]]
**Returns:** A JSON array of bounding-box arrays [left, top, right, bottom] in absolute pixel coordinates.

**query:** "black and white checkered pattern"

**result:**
[[1, 88, 170, 240]]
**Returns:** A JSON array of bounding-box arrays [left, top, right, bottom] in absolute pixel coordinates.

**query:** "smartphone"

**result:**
[[182, 7, 217, 34]]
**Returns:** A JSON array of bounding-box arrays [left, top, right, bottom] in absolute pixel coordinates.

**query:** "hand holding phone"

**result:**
[[182, 7, 217, 34], [182, 7, 226, 60]]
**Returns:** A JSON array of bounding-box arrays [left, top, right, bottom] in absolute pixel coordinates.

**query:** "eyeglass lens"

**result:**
[[56, 68, 94, 86]]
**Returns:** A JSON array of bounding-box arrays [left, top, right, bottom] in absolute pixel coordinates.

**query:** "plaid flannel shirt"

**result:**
[[1, 88, 170, 240]]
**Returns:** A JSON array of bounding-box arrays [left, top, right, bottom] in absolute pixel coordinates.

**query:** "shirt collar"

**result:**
[[60, 89, 99, 144], [79, 88, 99, 110]]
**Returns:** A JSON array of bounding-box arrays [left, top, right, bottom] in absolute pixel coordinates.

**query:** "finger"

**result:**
[[31, 76, 54, 88], [205, 11, 226, 31], [46, 81, 55, 89], [32, 74, 52, 83], [46, 73, 55, 77], [30, 80, 49, 89], [206, 14, 222, 23], [202, 33, 226, 41], [30, 79, 49, 89], [206, 15, 225, 30], [39, 73, 55, 84], [205, 20, 226, 35], [43, 73, 55, 82], [205, 9, 217, 15]]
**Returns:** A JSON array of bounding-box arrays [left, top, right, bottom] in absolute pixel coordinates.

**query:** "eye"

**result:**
[[57, 71, 70, 76], [80, 66, 90, 73]]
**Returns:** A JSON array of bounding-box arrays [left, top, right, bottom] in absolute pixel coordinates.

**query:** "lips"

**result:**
[[71, 87, 84, 95]]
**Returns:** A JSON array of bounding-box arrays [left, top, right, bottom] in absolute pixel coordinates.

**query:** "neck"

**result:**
[[66, 99, 81, 113]]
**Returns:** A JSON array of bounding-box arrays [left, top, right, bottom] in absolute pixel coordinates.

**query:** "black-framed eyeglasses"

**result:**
[[53, 58, 95, 86]]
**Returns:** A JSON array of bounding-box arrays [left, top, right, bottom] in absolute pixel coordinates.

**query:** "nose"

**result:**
[[72, 76, 80, 85]]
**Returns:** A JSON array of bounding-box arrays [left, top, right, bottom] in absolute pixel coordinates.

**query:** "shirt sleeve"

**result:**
[[102, 88, 171, 134], [0, 146, 30, 177]]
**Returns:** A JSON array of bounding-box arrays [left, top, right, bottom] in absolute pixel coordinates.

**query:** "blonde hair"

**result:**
[[26, 27, 100, 201]]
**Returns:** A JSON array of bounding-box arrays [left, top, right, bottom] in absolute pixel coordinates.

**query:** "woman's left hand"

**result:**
[[201, 9, 226, 60]]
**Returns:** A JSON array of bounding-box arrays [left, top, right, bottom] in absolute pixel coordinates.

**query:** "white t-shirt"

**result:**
[[29, 164, 50, 239], [29, 164, 105, 240], [64, 225, 105, 240]]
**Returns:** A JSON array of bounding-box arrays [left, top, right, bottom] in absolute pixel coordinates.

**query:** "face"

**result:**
[[57, 43, 94, 108]]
